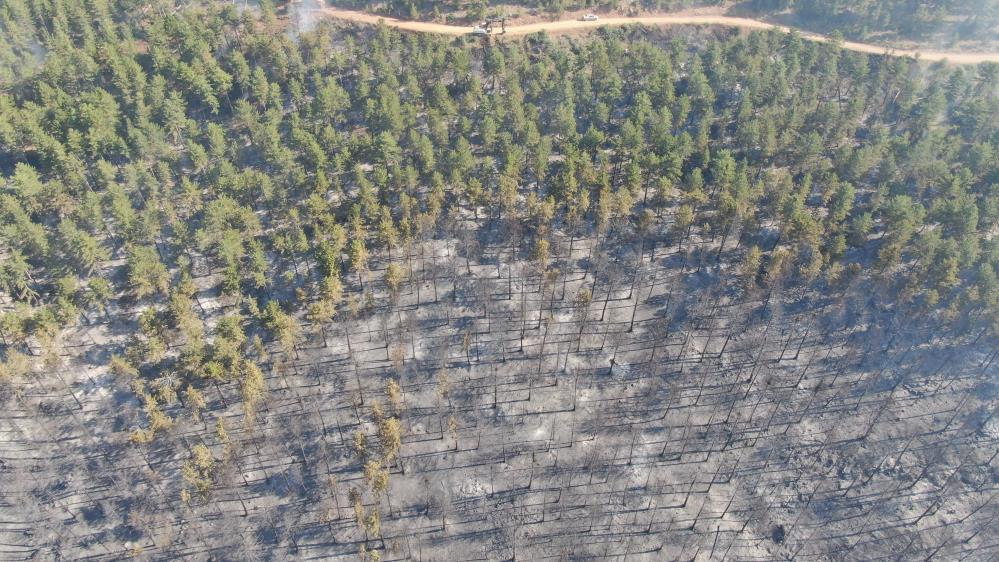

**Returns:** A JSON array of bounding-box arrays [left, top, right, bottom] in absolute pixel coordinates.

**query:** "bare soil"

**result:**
[[309, 6, 999, 64]]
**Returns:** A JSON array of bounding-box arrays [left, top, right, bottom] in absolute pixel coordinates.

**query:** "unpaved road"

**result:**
[[312, 7, 999, 65]]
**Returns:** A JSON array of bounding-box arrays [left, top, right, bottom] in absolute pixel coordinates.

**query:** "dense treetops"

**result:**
[[0, 0, 998, 434]]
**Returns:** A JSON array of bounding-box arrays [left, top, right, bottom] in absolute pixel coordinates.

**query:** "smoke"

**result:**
[[0, 31, 48, 84], [289, 0, 326, 35], [234, 0, 261, 16]]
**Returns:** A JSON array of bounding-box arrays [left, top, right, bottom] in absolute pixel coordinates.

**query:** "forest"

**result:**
[[0, 0, 997, 560]]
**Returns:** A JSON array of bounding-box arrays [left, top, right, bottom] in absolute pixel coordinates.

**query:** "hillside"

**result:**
[[0, 0, 997, 560]]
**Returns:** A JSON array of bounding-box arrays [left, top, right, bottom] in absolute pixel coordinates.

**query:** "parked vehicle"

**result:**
[[582, 13, 599, 21]]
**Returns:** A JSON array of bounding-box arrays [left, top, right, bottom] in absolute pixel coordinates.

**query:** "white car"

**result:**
[[471, 26, 489, 35], [582, 14, 599, 21]]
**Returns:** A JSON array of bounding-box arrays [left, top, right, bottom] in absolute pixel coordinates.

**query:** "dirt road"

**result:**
[[312, 7, 999, 65]]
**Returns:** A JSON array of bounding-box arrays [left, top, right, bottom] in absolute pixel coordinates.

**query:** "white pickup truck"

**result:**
[[582, 14, 599, 21], [471, 26, 489, 35]]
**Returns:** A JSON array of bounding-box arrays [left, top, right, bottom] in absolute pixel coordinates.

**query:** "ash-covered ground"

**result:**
[[2, 223, 996, 561]]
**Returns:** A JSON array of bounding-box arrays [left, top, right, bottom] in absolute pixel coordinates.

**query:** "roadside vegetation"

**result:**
[[330, 0, 999, 47]]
